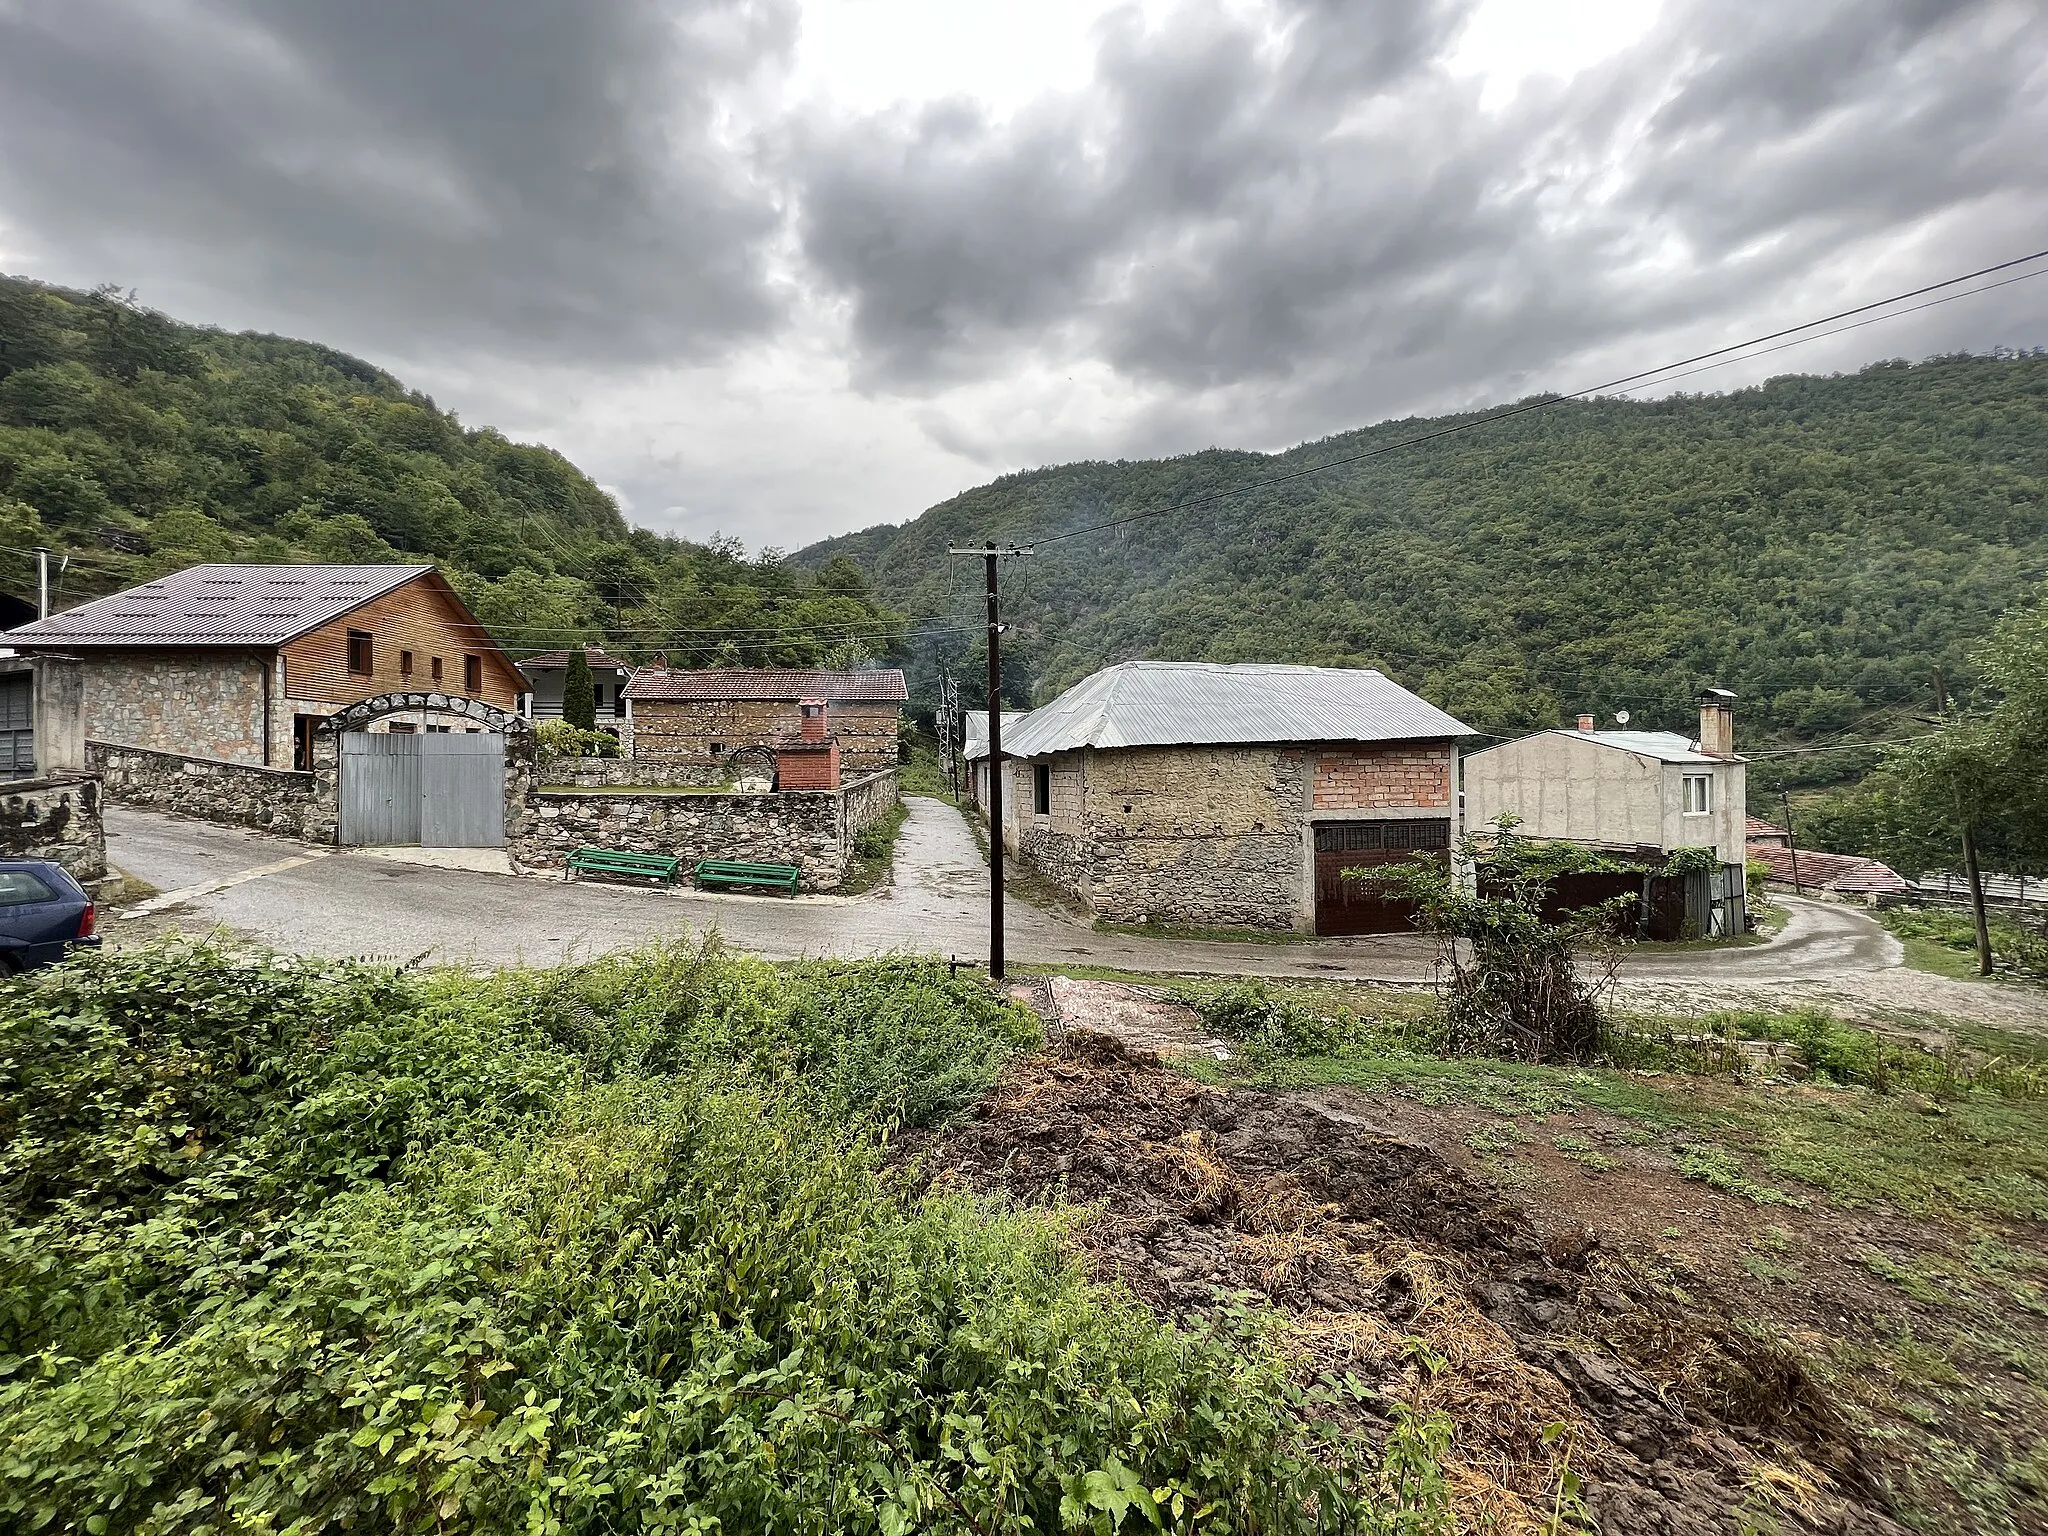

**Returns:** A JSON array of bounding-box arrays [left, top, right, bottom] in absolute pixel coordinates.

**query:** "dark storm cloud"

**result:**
[[790, 0, 2048, 416], [0, 0, 795, 364]]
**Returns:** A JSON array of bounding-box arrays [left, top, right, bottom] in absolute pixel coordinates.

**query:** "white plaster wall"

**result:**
[[1465, 734, 1666, 847]]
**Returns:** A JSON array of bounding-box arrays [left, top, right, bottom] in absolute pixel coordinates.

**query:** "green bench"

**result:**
[[694, 858, 802, 895], [566, 847, 682, 885]]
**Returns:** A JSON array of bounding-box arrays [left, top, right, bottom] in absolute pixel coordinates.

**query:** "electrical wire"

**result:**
[[1026, 246, 2048, 549]]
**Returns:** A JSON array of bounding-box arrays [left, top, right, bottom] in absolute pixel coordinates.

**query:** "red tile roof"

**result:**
[[1747, 843, 1909, 895], [625, 667, 908, 703], [1746, 817, 1791, 844]]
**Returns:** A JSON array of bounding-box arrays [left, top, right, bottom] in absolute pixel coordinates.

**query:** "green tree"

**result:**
[[561, 647, 597, 732]]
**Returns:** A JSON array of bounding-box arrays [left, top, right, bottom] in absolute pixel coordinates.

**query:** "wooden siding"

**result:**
[[280, 575, 523, 708]]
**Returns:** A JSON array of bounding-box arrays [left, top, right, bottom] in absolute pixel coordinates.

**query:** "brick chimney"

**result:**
[[1698, 688, 1737, 758], [799, 699, 827, 742], [777, 700, 839, 789], [1576, 714, 1596, 733]]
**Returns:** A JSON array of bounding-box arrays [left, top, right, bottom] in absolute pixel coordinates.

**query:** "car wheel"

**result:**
[[0, 953, 19, 977]]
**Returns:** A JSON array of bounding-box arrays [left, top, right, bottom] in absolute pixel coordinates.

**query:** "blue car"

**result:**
[[0, 859, 100, 974]]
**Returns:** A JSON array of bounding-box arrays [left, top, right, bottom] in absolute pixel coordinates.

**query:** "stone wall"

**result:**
[[1312, 745, 1452, 811], [840, 768, 900, 843], [90, 739, 329, 842], [80, 651, 273, 764], [631, 698, 900, 775], [536, 756, 722, 789], [0, 775, 107, 883]]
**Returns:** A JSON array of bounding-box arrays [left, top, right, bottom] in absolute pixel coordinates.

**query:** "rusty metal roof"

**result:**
[[1000, 662, 1472, 757], [3, 563, 434, 647], [624, 667, 908, 703]]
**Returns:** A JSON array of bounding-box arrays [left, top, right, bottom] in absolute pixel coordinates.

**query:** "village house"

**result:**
[[623, 666, 907, 777], [517, 645, 634, 736], [1462, 690, 1750, 937], [996, 661, 1472, 934], [960, 709, 1026, 812], [1, 563, 525, 769]]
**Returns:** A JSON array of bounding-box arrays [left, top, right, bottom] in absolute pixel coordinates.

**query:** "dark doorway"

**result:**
[[1313, 819, 1451, 936]]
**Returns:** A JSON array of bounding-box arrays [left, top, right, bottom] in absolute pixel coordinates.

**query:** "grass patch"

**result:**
[[1092, 918, 1315, 945], [1881, 906, 2048, 983], [838, 796, 910, 895]]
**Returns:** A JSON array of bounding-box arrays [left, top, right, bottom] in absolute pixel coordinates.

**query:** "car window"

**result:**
[[0, 870, 58, 905]]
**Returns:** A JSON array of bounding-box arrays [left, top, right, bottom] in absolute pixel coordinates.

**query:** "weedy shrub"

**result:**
[[1881, 906, 2048, 981], [0, 939, 1403, 1534]]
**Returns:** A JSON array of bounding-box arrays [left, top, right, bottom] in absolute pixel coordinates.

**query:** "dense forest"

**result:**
[[0, 276, 903, 664], [800, 353, 2048, 794]]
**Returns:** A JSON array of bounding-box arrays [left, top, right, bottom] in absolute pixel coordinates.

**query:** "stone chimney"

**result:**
[[1698, 688, 1737, 758], [1576, 714, 1596, 733]]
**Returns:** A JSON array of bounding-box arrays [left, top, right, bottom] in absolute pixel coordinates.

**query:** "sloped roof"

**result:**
[[3, 563, 435, 647], [961, 711, 1028, 760], [1747, 843, 1909, 895], [1000, 662, 1472, 758], [1469, 728, 1736, 765], [624, 667, 908, 703], [518, 646, 634, 675]]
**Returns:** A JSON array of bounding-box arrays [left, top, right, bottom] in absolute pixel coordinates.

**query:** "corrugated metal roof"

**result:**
[[624, 667, 908, 703], [518, 646, 635, 675], [961, 711, 1027, 760], [1467, 728, 1734, 765], [999, 662, 1472, 758], [3, 563, 434, 647]]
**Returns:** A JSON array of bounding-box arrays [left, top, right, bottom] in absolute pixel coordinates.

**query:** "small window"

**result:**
[[709, 741, 726, 755], [1683, 774, 1712, 815], [0, 869, 57, 905], [346, 629, 373, 675], [1033, 762, 1052, 815], [399, 649, 414, 677], [464, 655, 481, 694], [387, 721, 418, 734], [431, 657, 444, 683]]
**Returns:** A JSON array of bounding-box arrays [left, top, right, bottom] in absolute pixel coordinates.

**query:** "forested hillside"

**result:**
[[0, 277, 901, 663], [802, 353, 2048, 789]]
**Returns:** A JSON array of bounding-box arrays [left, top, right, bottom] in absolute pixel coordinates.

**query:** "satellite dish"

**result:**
[[1614, 710, 1631, 725]]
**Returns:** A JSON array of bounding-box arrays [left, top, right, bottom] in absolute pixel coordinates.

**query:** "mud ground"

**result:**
[[912, 1029, 1913, 1535]]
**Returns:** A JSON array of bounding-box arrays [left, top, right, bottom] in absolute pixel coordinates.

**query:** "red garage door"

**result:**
[[1313, 819, 1451, 936]]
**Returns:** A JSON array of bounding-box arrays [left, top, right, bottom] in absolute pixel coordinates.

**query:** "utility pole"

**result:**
[[949, 544, 1033, 977], [1782, 788, 1803, 897], [36, 547, 49, 620]]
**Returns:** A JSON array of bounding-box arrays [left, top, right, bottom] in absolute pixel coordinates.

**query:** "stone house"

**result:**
[[1461, 692, 1750, 936], [623, 666, 907, 777], [2, 563, 525, 769], [997, 662, 1473, 934], [961, 709, 1025, 812]]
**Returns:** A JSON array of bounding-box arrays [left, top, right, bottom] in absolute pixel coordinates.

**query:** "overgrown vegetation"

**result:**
[[0, 940, 1403, 1534], [0, 277, 905, 665], [1880, 905, 2048, 982]]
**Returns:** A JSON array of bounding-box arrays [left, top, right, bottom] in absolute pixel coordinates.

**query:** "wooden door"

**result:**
[[1313, 819, 1450, 936]]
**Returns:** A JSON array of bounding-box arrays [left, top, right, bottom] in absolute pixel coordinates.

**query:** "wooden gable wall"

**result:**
[[280, 574, 524, 708]]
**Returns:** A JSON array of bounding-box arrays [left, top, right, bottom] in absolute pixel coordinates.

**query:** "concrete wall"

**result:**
[[89, 740, 329, 842], [1464, 734, 1745, 862], [511, 769, 898, 891], [0, 774, 107, 883], [30, 655, 88, 775]]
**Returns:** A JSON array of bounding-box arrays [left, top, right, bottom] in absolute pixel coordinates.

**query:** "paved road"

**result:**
[[103, 799, 1900, 982]]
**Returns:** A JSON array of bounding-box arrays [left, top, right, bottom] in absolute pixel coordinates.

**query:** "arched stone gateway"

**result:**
[[313, 694, 534, 850]]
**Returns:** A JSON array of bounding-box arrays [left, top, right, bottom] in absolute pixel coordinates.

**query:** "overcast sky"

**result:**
[[2, 0, 2044, 550]]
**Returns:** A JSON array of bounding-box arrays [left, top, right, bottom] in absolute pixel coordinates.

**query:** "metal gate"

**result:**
[[339, 732, 505, 847], [1313, 819, 1450, 936]]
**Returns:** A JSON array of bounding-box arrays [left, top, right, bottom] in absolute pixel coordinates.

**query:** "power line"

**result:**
[[1028, 245, 2048, 549]]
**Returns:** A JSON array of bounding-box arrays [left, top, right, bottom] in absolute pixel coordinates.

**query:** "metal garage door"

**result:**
[[0, 673, 31, 778], [1313, 819, 1451, 936], [339, 732, 505, 847]]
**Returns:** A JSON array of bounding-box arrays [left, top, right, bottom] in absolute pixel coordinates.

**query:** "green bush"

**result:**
[[0, 940, 1387, 1533], [1880, 906, 2048, 980]]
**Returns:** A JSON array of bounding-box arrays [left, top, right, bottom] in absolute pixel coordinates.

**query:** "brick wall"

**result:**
[[1312, 744, 1452, 811], [631, 698, 899, 774], [81, 651, 271, 764]]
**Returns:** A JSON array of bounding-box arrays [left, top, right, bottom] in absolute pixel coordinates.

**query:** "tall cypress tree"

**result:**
[[562, 647, 597, 732]]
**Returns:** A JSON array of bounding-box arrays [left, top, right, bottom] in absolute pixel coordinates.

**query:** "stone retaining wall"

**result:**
[[536, 756, 725, 789], [512, 769, 899, 892], [90, 739, 330, 842], [0, 774, 107, 883]]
